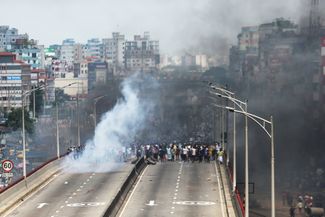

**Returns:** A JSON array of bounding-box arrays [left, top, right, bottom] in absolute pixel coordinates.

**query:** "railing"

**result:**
[[225, 154, 245, 217], [0, 152, 68, 194]]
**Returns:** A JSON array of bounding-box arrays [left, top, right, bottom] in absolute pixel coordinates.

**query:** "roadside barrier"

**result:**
[[102, 157, 147, 217], [0, 154, 66, 216]]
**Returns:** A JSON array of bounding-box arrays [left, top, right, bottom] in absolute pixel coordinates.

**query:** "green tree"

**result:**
[[29, 87, 44, 117], [6, 108, 35, 134]]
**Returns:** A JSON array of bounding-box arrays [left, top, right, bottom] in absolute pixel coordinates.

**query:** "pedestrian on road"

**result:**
[[290, 206, 295, 217]]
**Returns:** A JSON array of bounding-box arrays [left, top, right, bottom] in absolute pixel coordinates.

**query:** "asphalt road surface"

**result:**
[[119, 161, 226, 217], [3, 163, 134, 217]]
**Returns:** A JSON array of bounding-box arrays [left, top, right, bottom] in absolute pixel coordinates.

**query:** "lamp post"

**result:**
[[55, 82, 79, 158], [209, 85, 238, 194], [93, 95, 106, 128], [209, 88, 249, 216], [21, 85, 47, 179], [213, 102, 275, 217]]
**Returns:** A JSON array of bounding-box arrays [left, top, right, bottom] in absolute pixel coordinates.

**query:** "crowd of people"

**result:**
[[136, 142, 225, 164]]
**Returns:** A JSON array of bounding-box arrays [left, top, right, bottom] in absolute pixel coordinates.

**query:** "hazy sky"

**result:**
[[1, 0, 303, 54]]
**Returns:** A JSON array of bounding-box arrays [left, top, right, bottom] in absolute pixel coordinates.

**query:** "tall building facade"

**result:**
[[102, 32, 125, 67], [0, 26, 29, 51], [0, 52, 31, 111], [125, 32, 159, 72]]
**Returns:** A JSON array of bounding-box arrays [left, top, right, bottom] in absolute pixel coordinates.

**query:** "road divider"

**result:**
[[102, 157, 147, 217]]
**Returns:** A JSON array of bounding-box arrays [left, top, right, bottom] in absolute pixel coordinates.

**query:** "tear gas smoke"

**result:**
[[63, 74, 157, 173]]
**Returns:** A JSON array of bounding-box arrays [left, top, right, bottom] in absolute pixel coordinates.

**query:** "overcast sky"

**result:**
[[1, 0, 303, 54]]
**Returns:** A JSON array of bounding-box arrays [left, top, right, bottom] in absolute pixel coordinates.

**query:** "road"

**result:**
[[3, 163, 134, 217], [119, 161, 226, 217]]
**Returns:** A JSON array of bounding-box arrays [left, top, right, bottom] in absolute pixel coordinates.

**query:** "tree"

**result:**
[[6, 108, 35, 134], [29, 87, 44, 117]]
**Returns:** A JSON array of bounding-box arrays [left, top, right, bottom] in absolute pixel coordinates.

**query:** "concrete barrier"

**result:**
[[0, 157, 63, 215], [102, 157, 147, 217]]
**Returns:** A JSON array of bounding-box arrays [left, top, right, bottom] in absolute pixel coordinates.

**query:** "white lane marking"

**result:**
[[65, 201, 69, 203], [214, 162, 226, 217], [55, 210, 59, 213], [60, 205, 65, 209], [173, 197, 177, 200], [92, 173, 95, 175], [118, 166, 148, 217], [174, 201, 216, 206], [73, 192, 77, 195], [89, 176, 93, 179], [80, 186, 83, 188], [77, 189, 81, 192], [175, 189, 178, 192], [83, 182, 87, 185], [37, 203, 48, 209], [66, 202, 105, 207], [146, 200, 157, 206], [87, 179, 90, 182], [69, 196, 73, 199], [2, 171, 62, 217]]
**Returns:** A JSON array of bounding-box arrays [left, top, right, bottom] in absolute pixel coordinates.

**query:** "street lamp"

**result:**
[[209, 89, 249, 217], [209, 85, 245, 196], [93, 95, 107, 128], [21, 85, 47, 179], [213, 102, 276, 217], [55, 82, 78, 159]]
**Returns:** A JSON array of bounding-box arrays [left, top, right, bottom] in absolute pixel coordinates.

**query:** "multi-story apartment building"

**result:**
[[60, 39, 77, 64], [125, 32, 159, 72], [83, 38, 102, 60], [0, 52, 31, 111], [15, 45, 45, 70], [0, 26, 29, 51], [102, 32, 125, 67], [74, 60, 88, 78]]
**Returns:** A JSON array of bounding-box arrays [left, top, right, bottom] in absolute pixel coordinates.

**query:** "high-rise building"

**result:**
[[124, 32, 159, 73], [0, 52, 31, 111], [84, 38, 102, 60], [60, 39, 76, 64], [0, 26, 29, 51], [102, 32, 125, 67]]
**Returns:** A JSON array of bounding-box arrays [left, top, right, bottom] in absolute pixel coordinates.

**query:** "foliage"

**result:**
[[6, 108, 35, 134], [29, 87, 44, 117]]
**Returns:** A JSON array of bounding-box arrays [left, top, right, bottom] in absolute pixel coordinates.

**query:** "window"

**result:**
[[32, 53, 36, 58]]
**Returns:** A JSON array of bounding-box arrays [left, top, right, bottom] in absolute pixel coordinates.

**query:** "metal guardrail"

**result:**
[[102, 157, 147, 217], [0, 152, 68, 195], [224, 155, 245, 217]]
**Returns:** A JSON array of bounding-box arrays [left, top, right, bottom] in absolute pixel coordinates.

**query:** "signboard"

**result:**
[[7, 76, 21, 80], [2, 160, 14, 172], [0, 173, 13, 178]]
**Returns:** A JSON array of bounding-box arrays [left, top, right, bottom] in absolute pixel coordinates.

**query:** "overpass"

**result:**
[[0, 156, 241, 217]]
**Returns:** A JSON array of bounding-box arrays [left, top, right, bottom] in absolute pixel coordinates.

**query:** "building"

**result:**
[[60, 39, 77, 64], [124, 32, 159, 73], [195, 54, 208, 70], [15, 45, 45, 70], [102, 32, 125, 68], [0, 52, 31, 111], [54, 72, 88, 98], [84, 38, 102, 60], [88, 62, 110, 89], [0, 26, 29, 51], [74, 60, 88, 78]]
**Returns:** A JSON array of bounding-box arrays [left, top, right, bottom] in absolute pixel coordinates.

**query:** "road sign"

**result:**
[[2, 160, 14, 172], [0, 173, 13, 178]]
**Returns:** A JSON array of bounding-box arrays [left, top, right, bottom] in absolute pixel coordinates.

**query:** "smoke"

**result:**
[[64, 74, 157, 173]]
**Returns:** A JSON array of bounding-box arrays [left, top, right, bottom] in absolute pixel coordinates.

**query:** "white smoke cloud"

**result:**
[[64, 74, 157, 173]]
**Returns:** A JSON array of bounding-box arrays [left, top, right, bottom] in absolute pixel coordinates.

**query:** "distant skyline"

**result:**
[[1, 0, 302, 55]]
